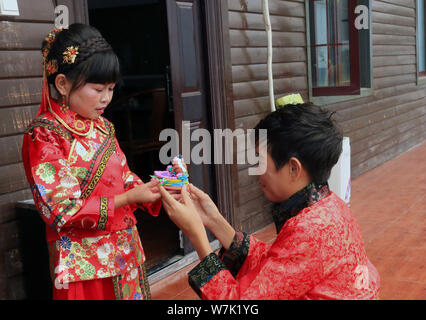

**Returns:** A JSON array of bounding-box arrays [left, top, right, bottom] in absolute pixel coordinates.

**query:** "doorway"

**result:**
[[87, 0, 181, 273]]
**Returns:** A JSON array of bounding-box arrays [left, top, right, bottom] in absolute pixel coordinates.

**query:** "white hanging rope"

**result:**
[[262, 0, 275, 112]]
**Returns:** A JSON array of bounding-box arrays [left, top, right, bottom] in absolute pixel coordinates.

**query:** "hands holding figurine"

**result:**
[[158, 182, 236, 259], [127, 179, 161, 204], [115, 157, 185, 209], [158, 184, 213, 259], [128, 155, 236, 260]]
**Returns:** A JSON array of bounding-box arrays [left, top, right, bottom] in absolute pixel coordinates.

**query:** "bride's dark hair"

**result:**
[[42, 23, 120, 94]]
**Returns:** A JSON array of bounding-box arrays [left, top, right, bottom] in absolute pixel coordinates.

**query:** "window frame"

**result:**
[[306, 0, 372, 105], [309, 0, 360, 96], [416, 0, 426, 84]]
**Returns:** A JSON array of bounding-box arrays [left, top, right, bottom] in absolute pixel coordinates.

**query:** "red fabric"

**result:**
[[199, 193, 380, 300], [53, 264, 150, 300], [53, 277, 116, 300]]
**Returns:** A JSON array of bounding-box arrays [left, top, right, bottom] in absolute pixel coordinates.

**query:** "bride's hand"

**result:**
[[126, 179, 161, 204]]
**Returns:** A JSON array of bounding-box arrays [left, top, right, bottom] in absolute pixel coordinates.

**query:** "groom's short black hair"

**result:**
[[254, 103, 343, 183]]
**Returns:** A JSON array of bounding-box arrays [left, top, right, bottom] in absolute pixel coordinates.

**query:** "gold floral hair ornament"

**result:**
[[45, 59, 58, 76], [42, 27, 64, 62], [42, 27, 64, 77], [63, 46, 79, 64]]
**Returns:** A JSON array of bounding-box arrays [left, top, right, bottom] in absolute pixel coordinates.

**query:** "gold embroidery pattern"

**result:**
[[26, 119, 73, 141], [78, 119, 114, 192], [113, 274, 123, 300], [47, 100, 94, 137], [111, 265, 151, 300], [97, 197, 109, 230], [81, 139, 116, 199], [74, 119, 86, 131], [140, 263, 151, 300]]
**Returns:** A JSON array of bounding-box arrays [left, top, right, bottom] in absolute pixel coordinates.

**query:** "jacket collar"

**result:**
[[48, 98, 109, 136], [272, 182, 331, 233]]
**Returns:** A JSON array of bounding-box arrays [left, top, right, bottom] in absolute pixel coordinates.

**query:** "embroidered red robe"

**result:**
[[22, 98, 161, 293], [188, 187, 380, 300]]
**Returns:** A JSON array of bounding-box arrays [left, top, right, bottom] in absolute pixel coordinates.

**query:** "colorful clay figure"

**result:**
[[151, 155, 189, 190]]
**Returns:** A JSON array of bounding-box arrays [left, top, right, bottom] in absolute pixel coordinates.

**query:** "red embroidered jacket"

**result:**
[[188, 184, 380, 300], [22, 98, 161, 284]]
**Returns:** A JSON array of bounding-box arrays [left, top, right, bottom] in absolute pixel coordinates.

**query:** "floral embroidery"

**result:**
[[116, 254, 126, 270], [23, 97, 161, 289], [60, 236, 72, 250], [97, 243, 114, 260], [188, 191, 380, 300], [197, 184, 331, 293], [52, 226, 146, 285], [117, 236, 131, 255], [79, 261, 96, 280], [35, 162, 57, 184], [75, 141, 96, 162], [112, 264, 150, 300], [128, 268, 138, 281], [40, 203, 51, 219], [36, 184, 47, 196], [70, 167, 89, 184], [60, 175, 79, 188]]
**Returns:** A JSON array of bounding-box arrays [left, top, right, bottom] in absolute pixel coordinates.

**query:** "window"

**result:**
[[417, 0, 426, 77], [307, 0, 371, 99], [0, 0, 20, 16]]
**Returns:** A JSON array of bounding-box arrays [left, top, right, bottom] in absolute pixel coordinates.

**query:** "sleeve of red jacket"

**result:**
[[188, 226, 324, 300], [120, 142, 161, 217], [217, 231, 271, 277], [26, 126, 115, 232]]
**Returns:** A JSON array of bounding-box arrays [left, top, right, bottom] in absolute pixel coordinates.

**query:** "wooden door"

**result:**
[[166, 0, 216, 254]]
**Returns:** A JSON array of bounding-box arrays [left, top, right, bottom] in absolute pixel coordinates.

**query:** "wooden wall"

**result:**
[[227, 0, 308, 233], [226, 0, 426, 234], [0, 0, 55, 300]]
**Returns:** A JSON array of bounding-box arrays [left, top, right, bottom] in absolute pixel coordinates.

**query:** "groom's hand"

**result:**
[[159, 184, 212, 259]]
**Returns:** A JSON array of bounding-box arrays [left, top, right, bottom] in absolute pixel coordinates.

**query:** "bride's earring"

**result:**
[[61, 95, 69, 112]]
